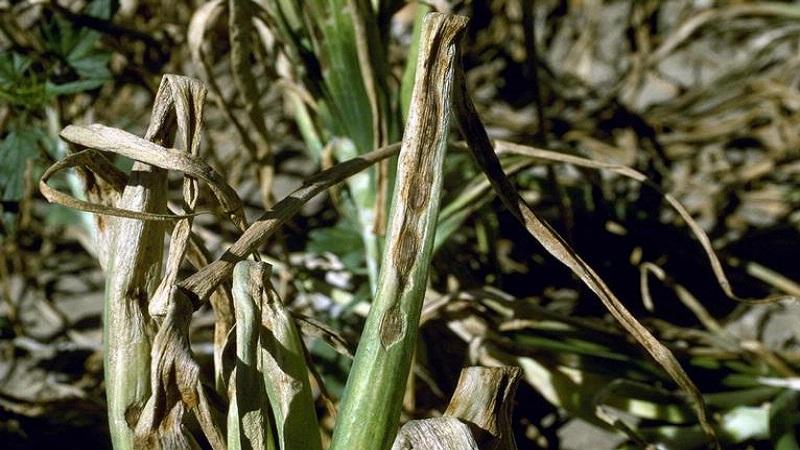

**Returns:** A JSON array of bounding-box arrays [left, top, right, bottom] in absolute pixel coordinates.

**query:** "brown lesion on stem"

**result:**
[[379, 302, 406, 349], [376, 13, 467, 351]]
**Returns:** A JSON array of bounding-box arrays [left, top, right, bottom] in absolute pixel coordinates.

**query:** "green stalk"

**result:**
[[103, 143, 167, 448], [231, 260, 322, 450], [329, 13, 468, 450], [229, 262, 276, 450], [102, 77, 199, 449]]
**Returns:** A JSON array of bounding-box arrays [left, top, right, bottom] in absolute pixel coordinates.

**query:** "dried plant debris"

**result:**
[[393, 366, 521, 450]]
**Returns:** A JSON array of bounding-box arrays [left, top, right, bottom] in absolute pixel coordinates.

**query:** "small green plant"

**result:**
[[0, 0, 112, 237]]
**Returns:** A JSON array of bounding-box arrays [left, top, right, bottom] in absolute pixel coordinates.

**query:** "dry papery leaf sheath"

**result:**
[[393, 367, 522, 450]]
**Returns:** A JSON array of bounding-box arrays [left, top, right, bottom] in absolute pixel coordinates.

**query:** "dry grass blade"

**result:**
[[186, 0, 224, 84], [150, 77, 205, 317], [449, 22, 720, 447], [329, 13, 467, 450], [493, 140, 797, 306], [178, 142, 402, 302], [293, 313, 355, 358], [228, 0, 274, 207], [640, 262, 725, 336], [188, 0, 263, 173], [649, 3, 800, 64]]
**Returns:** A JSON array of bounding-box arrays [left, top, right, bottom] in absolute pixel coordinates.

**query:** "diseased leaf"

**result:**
[[329, 13, 468, 450]]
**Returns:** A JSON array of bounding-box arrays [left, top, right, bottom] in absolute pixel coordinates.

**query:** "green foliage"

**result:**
[[308, 216, 366, 273], [40, 14, 112, 96], [268, 0, 383, 153], [0, 54, 49, 111], [1, 2, 112, 109], [1, 0, 112, 236], [264, 1, 406, 289], [770, 390, 800, 450], [309, 339, 352, 397], [0, 128, 43, 235]]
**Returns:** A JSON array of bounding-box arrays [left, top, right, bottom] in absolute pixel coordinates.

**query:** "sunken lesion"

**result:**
[[378, 15, 468, 351], [379, 302, 406, 349], [387, 16, 466, 279]]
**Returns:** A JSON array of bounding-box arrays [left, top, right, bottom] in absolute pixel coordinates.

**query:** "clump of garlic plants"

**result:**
[[35, 2, 800, 450]]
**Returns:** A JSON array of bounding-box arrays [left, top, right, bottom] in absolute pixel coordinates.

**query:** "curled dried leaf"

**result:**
[[392, 366, 521, 450], [55, 123, 246, 229], [392, 417, 479, 450], [133, 293, 226, 450], [444, 367, 521, 450], [39, 149, 197, 222]]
